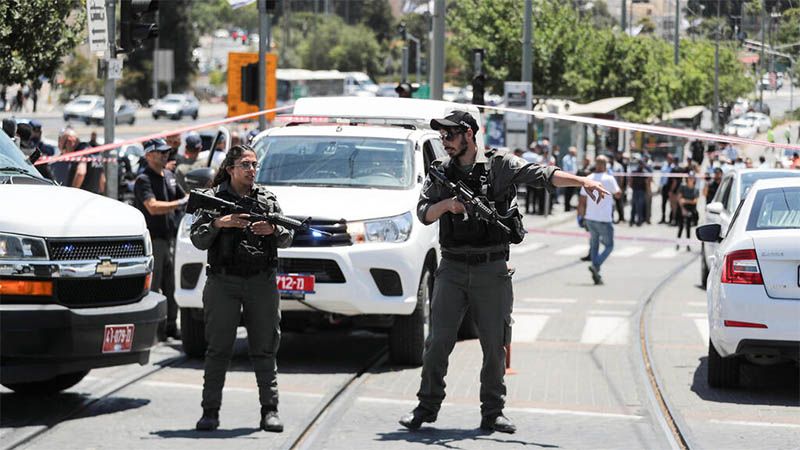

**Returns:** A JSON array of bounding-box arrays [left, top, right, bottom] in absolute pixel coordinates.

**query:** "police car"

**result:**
[[174, 98, 484, 365]]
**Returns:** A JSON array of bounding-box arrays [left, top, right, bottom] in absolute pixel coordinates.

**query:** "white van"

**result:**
[[0, 133, 165, 393], [174, 98, 483, 365]]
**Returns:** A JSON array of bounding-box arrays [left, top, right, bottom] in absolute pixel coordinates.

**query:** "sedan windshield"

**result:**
[[747, 187, 800, 230], [254, 136, 413, 189], [0, 133, 47, 181]]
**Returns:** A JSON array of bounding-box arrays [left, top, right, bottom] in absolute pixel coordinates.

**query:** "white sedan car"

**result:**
[[696, 178, 800, 388], [741, 112, 771, 133], [724, 119, 758, 139]]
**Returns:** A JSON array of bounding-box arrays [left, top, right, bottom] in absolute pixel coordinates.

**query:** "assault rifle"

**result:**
[[428, 167, 511, 235], [187, 190, 333, 237]]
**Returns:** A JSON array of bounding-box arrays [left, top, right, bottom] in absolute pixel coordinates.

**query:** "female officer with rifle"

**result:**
[[189, 144, 293, 433]]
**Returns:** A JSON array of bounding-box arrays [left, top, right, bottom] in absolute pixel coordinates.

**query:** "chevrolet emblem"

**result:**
[[95, 259, 118, 278]]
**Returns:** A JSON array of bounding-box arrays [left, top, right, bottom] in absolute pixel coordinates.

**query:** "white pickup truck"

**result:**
[[174, 98, 483, 365], [0, 132, 166, 393]]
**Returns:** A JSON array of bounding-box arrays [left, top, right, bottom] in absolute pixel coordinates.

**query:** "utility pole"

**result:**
[[103, 0, 117, 200], [714, 0, 720, 133], [257, 0, 269, 131], [430, 0, 444, 100], [152, 9, 159, 101], [674, 0, 680, 64], [522, 0, 533, 147], [621, 0, 627, 32], [760, 5, 765, 107]]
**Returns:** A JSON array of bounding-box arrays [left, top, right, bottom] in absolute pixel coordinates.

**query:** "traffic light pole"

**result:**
[[104, 0, 118, 200], [258, 0, 268, 131]]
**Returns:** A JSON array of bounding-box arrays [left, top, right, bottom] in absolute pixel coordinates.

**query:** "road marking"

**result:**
[[511, 314, 550, 343], [682, 312, 708, 318], [709, 419, 800, 429], [513, 307, 562, 314], [554, 244, 589, 256], [510, 241, 546, 255], [520, 297, 578, 304], [595, 300, 637, 305], [687, 301, 706, 307], [694, 318, 710, 345], [652, 248, 679, 259], [611, 246, 644, 258], [580, 316, 629, 345], [355, 397, 643, 420], [588, 309, 633, 316], [139, 380, 324, 399]]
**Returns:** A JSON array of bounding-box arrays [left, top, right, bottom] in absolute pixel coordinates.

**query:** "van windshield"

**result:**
[[0, 133, 47, 181], [254, 136, 413, 189]]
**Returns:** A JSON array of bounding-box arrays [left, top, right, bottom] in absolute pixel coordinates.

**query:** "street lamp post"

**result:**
[[713, 0, 720, 134]]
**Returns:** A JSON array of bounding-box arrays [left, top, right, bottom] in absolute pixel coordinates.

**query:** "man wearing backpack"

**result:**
[[399, 111, 609, 434]]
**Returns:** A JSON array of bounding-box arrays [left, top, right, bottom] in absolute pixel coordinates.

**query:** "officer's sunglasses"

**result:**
[[235, 161, 259, 170], [440, 129, 465, 141]]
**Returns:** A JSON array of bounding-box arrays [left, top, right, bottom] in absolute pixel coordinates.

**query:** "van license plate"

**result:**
[[102, 324, 135, 353], [277, 274, 315, 294]]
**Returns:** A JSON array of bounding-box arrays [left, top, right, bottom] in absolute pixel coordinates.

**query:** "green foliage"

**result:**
[[58, 51, 103, 103], [296, 15, 381, 75], [446, 0, 751, 122], [0, 0, 84, 85]]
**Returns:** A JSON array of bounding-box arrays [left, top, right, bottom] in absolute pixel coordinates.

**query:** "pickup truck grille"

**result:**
[[278, 258, 345, 283], [290, 218, 351, 247], [48, 239, 145, 261], [56, 275, 147, 307]]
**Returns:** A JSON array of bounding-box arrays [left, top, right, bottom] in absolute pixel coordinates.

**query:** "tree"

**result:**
[[296, 15, 381, 76], [58, 51, 104, 104], [0, 0, 84, 85]]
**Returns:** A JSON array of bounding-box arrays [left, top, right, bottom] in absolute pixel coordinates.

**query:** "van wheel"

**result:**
[[700, 244, 709, 289], [389, 265, 432, 366], [458, 307, 480, 340], [181, 308, 207, 358], [2, 370, 90, 394], [707, 340, 740, 388]]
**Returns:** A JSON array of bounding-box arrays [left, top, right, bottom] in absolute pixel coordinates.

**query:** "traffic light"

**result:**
[[119, 0, 159, 54], [241, 62, 259, 105], [472, 74, 486, 106]]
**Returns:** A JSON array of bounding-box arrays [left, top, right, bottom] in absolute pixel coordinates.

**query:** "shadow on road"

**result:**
[[149, 427, 261, 439], [0, 394, 148, 428], [376, 427, 559, 449], [690, 356, 800, 406]]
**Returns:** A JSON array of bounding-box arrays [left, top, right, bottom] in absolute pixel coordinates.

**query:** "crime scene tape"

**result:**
[[35, 105, 293, 166], [479, 104, 800, 153], [527, 227, 697, 246]]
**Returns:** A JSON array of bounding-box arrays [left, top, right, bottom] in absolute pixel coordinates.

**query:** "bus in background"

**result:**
[[277, 69, 346, 109]]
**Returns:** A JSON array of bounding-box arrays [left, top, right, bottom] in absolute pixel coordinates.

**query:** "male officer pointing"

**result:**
[[400, 111, 608, 433]]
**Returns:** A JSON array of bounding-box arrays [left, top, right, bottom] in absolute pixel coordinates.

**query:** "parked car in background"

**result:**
[[63, 95, 103, 122], [377, 83, 399, 97], [151, 94, 199, 120], [700, 168, 800, 289], [749, 100, 771, 116], [696, 178, 800, 388], [730, 98, 749, 118], [344, 72, 379, 97], [724, 118, 758, 139], [87, 100, 137, 125], [741, 112, 771, 133]]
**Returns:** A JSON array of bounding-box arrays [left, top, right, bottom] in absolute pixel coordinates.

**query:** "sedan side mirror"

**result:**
[[696, 223, 722, 243], [706, 202, 724, 215]]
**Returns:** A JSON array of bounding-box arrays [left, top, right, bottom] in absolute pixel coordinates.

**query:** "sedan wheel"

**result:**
[[707, 340, 741, 388]]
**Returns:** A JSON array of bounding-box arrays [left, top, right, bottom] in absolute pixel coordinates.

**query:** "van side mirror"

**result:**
[[706, 202, 723, 215], [695, 224, 722, 243], [185, 167, 215, 190]]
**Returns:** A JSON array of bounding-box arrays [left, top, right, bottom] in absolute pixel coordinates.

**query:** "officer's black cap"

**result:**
[[430, 111, 479, 134], [395, 82, 413, 95]]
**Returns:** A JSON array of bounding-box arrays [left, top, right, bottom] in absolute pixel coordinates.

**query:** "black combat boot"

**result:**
[[195, 408, 220, 431], [399, 407, 437, 430], [480, 414, 516, 434], [260, 406, 283, 432]]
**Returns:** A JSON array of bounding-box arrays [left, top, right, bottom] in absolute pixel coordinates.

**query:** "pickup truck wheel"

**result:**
[[389, 266, 432, 366], [700, 244, 709, 289], [181, 308, 207, 358], [707, 340, 740, 388], [457, 307, 480, 340], [2, 370, 90, 394]]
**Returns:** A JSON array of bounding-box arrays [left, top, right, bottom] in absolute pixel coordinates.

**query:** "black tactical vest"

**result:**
[[207, 186, 278, 275], [439, 156, 511, 249]]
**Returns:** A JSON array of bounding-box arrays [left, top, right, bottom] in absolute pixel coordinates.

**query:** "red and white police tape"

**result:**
[[527, 227, 696, 246], [34, 105, 293, 166]]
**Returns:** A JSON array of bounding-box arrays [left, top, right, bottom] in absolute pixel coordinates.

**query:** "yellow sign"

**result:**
[[227, 52, 278, 121]]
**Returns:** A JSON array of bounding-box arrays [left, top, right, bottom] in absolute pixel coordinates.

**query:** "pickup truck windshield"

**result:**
[[255, 136, 413, 189], [0, 133, 46, 181]]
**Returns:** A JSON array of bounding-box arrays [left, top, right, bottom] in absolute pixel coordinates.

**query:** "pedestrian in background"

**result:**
[[658, 154, 675, 224], [399, 111, 609, 434], [190, 145, 293, 433], [677, 174, 699, 251], [165, 132, 182, 172], [561, 146, 578, 211], [175, 132, 202, 192], [704, 168, 722, 202], [577, 155, 621, 285], [628, 156, 649, 226], [134, 139, 186, 341]]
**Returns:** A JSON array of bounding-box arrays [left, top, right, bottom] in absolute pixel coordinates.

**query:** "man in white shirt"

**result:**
[[577, 156, 622, 285]]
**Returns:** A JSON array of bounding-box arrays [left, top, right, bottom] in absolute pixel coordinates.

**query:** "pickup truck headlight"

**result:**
[[0, 233, 48, 260], [179, 214, 195, 240], [143, 232, 153, 256], [348, 212, 413, 244]]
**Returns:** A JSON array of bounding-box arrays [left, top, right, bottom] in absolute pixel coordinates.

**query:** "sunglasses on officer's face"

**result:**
[[441, 128, 466, 141]]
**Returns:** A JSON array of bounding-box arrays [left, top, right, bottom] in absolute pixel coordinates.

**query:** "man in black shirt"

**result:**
[[134, 138, 187, 340]]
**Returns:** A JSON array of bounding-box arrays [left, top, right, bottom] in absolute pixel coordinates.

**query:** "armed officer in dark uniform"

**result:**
[[400, 111, 609, 434], [189, 145, 293, 433]]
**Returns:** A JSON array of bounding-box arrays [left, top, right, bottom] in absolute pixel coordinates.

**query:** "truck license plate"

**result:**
[[102, 324, 135, 353], [277, 274, 315, 294]]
